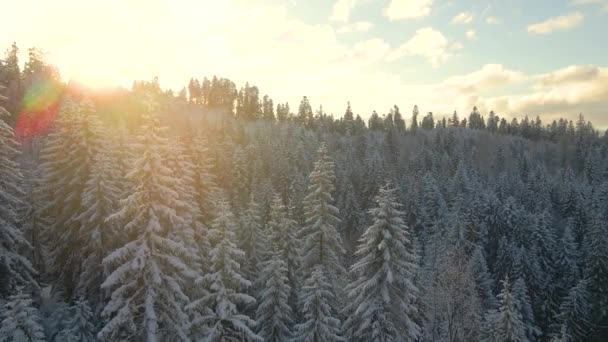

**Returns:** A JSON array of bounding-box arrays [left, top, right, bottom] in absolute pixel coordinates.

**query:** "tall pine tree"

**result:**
[[98, 115, 194, 341], [292, 266, 344, 342], [188, 198, 261, 341], [256, 247, 293, 341], [41, 98, 102, 300], [300, 144, 345, 283], [343, 183, 420, 341], [0, 91, 37, 294], [482, 277, 527, 342], [75, 143, 118, 312]]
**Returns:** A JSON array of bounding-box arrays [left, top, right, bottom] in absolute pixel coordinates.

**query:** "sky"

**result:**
[[1, 0, 608, 126]]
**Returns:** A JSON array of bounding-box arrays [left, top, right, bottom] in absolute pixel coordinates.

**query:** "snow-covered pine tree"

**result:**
[[513, 277, 541, 341], [418, 172, 442, 234], [483, 276, 527, 342], [187, 198, 261, 341], [232, 146, 251, 209], [418, 200, 453, 334], [531, 210, 556, 277], [40, 98, 102, 299], [256, 247, 293, 342], [493, 237, 523, 288], [38, 286, 72, 341], [165, 138, 190, 210], [287, 172, 307, 226], [343, 183, 420, 341], [481, 309, 501, 342], [238, 197, 265, 283], [75, 143, 118, 312], [553, 279, 590, 341], [337, 179, 362, 257], [0, 289, 46, 342], [470, 247, 498, 312], [167, 138, 216, 324], [554, 223, 580, 295], [164, 139, 198, 260], [21, 163, 50, 279], [54, 300, 96, 342], [267, 194, 301, 314], [183, 133, 218, 258], [300, 143, 345, 285], [0, 92, 37, 294], [98, 114, 194, 341], [292, 265, 344, 342], [583, 212, 608, 333]]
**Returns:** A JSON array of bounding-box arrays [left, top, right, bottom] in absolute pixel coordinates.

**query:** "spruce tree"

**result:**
[[238, 197, 265, 283], [486, 277, 527, 342], [393, 105, 405, 132], [55, 300, 96, 342], [583, 213, 608, 334], [555, 224, 580, 294], [554, 279, 590, 341], [470, 247, 498, 312], [75, 145, 118, 311], [184, 134, 218, 227], [292, 266, 344, 342], [337, 180, 362, 256], [300, 144, 345, 282], [411, 105, 419, 133], [0, 92, 37, 293], [21, 163, 50, 279], [182, 133, 218, 289], [0, 289, 46, 342], [188, 198, 261, 341], [256, 248, 293, 341], [513, 277, 540, 341], [40, 98, 102, 299], [98, 115, 194, 341], [343, 184, 420, 341], [267, 194, 301, 317]]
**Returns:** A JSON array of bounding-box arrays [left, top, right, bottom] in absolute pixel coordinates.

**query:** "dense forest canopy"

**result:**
[[1, 43, 608, 341]]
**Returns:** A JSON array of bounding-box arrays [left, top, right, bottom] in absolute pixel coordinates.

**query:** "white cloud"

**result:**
[[384, 0, 433, 21], [466, 29, 476, 40], [428, 64, 608, 126], [330, 0, 355, 22], [337, 21, 373, 33], [436, 64, 527, 94], [527, 12, 584, 34], [387, 27, 453, 67], [451, 12, 473, 24], [482, 66, 608, 124], [330, 63, 608, 128], [536, 65, 600, 87], [485, 16, 501, 24], [354, 64, 608, 128]]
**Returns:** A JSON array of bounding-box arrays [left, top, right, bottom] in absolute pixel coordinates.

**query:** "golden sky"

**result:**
[[2, 0, 608, 126]]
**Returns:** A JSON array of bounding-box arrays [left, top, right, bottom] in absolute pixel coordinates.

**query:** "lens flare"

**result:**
[[15, 78, 62, 140]]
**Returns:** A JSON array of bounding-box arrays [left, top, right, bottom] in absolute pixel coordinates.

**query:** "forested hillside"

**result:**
[[1, 45, 608, 341]]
